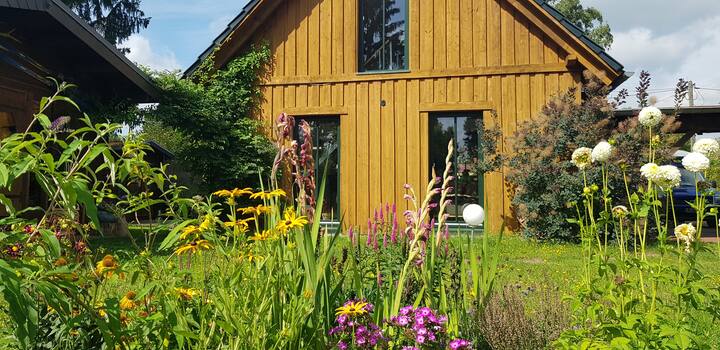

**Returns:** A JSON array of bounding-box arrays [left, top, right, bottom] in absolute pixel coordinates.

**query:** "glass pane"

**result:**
[[429, 114, 483, 224], [455, 117, 481, 220], [296, 118, 340, 221], [359, 0, 407, 72]]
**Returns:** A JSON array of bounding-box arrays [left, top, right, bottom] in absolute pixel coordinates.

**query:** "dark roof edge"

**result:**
[[1, 0, 159, 100], [184, 0, 261, 78], [534, 0, 625, 86]]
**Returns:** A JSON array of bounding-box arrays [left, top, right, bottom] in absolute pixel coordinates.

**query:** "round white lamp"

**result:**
[[462, 204, 485, 226]]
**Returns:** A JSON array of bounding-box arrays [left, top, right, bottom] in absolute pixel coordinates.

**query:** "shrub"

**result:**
[[140, 45, 275, 194], [507, 72, 682, 241], [474, 286, 569, 350]]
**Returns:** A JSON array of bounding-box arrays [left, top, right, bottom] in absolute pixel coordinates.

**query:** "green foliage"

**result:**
[[548, 0, 613, 50], [141, 46, 275, 194], [555, 98, 720, 348], [507, 74, 679, 241], [62, 0, 150, 51]]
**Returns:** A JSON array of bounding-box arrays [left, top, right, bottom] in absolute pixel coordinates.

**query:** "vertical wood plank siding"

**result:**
[[249, 0, 581, 231]]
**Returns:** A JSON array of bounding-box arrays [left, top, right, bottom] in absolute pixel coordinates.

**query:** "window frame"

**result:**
[[293, 116, 342, 223], [428, 112, 486, 226], [357, 0, 410, 73]]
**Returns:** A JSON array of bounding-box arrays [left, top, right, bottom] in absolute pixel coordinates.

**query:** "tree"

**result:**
[[62, 0, 150, 51], [140, 46, 275, 194], [547, 0, 613, 50]]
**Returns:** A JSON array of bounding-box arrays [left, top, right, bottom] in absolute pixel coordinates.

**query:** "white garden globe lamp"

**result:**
[[463, 204, 485, 226], [463, 204, 485, 240]]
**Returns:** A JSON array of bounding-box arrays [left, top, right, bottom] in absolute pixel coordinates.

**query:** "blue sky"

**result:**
[[122, 0, 251, 72], [125, 0, 720, 107]]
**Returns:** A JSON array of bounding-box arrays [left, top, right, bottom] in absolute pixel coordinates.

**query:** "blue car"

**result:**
[[668, 166, 719, 227]]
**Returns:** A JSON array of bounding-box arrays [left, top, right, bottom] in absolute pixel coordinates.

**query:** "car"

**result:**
[[666, 164, 719, 228]]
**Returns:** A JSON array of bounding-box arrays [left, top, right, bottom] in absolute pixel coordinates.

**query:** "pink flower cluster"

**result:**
[[387, 306, 472, 350], [329, 300, 385, 349]]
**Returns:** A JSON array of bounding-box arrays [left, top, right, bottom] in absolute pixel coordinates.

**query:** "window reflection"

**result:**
[[359, 0, 408, 72], [295, 117, 340, 221], [429, 114, 484, 224]]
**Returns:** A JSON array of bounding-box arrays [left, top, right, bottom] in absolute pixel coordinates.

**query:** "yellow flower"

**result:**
[[120, 291, 137, 310], [231, 187, 254, 197], [179, 225, 200, 240], [174, 240, 213, 255], [214, 188, 253, 197], [94, 255, 118, 277], [275, 209, 309, 233], [199, 215, 214, 232], [175, 287, 201, 300], [250, 189, 286, 200], [335, 301, 369, 316], [243, 252, 264, 263], [239, 205, 272, 216], [212, 189, 233, 197], [250, 230, 274, 241]]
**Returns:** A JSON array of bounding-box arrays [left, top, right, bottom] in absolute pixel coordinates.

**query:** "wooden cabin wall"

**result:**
[[0, 64, 50, 213], [249, 0, 581, 230]]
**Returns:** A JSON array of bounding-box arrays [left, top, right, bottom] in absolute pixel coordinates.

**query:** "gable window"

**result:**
[[294, 117, 341, 222], [429, 113, 484, 225], [358, 0, 408, 72]]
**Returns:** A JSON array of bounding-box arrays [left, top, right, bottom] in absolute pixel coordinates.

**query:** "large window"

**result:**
[[429, 113, 484, 224], [294, 117, 340, 221], [358, 0, 408, 72]]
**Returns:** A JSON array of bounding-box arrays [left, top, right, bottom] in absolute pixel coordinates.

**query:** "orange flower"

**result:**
[[94, 255, 118, 277]]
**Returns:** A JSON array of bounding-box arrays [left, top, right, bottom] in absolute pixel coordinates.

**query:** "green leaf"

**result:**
[[0, 163, 8, 187], [74, 182, 101, 234], [39, 229, 61, 258], [36, 113, 51, 129], [51, 95, 80, 111]]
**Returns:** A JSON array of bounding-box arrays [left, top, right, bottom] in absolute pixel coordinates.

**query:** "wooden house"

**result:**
[[0, 0, 157, 212], [187, 0, 627, 230]]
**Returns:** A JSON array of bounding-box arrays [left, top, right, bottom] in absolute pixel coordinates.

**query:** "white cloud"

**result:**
[[121, 34, 182, 71], [609, 16, 720, 106]]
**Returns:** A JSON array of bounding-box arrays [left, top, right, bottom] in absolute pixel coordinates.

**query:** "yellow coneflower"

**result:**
[[212, 189, 233, 197], [275, 209, 309, 234], [239, 205, 272, 216], [250, 189, 286, 200], [335, 301, 369, 316], [231, 187, 254, 197], [199, 215, 214, 231], [119, 291, 137, 310], [94, 255, 118, 277], [175, 287, 200, 301], [249, 230, 274, 241], [179, 225, 200, 240], [174, 240, 213, 256]]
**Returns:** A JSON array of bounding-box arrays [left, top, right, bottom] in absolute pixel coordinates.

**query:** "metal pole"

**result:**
[[688, 81, 695, 107]]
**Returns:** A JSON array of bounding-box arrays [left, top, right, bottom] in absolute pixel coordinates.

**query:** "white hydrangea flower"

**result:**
[[638, 106, 663, 128], [640, 163, 660, 181], [674, 223, 696, 252], [571, 147, 592, 170], [682, 152, 710, 173], [692, 138, 720, 156], [655, 165, 681, 190], [591, 141, 613, 163]]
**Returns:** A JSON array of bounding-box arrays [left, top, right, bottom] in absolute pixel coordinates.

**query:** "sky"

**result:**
[[122, 0, 720, 107]]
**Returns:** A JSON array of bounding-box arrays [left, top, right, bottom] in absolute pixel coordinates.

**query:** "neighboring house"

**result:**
[[187, 0, 627, 230], [0, 0, 157, 212]]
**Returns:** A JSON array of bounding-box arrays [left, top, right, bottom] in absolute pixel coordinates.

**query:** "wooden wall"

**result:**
[[0, 65, 49, 213], [247, 0, 581, 230]]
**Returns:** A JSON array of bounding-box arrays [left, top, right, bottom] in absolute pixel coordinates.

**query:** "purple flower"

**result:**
[[50, 116, 71, 131], [337, 340, 348, 350], [397, 315, 409, 326], [399, 306, 413, 316], [449, 338, 472, 350], [416, 335, 426, 343]]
